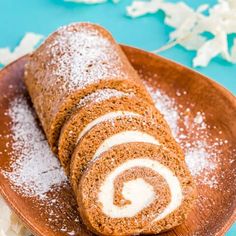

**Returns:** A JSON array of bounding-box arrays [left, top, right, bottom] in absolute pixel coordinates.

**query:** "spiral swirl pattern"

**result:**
[[77, 139, 193, 235], [98, 158, 182, 220]]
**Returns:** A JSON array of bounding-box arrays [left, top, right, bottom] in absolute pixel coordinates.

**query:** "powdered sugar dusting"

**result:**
[[146, 87, 179, 137], [185, 142, 216, 177], [3, 97, 67, 199], [77, 89, 131, 109], [146, 83, 232, 188], [46, 24, 126, 92], [2, 96, 83, 234]]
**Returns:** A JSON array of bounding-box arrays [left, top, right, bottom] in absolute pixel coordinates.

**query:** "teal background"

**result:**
[[0, 0, 235, 234]]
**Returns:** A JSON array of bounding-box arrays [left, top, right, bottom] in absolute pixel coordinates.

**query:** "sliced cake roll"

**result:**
[[24, 22, 152, 153], [77, 143, 195, 236], [58, 90, 169, 175], [70, 113, 183, 193]]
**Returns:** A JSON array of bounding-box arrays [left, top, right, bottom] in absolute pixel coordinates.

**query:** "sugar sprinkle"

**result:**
[[3, 97, 67, 199], [45, 24, 126, 92], [146, 83, 232, 188]]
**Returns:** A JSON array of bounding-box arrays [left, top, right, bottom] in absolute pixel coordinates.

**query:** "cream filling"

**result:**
[[98, 158, 182, 220], [77, 89, 129, 110], [93, 131, 160, 160], [77, 111, 141, 144]]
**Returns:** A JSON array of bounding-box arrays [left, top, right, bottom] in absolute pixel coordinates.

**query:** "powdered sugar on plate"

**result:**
[[1, 95, 82, 235], [146, 87, 179, 137], [146, 83, 233, 188], [3, 97, 67, 199]]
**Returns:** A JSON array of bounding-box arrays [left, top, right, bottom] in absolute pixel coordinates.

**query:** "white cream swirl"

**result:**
[[77, 112, 141, 144], [93, 130, 160, 160], [98, 158, 183, 220], [94, 131, 183, 222]]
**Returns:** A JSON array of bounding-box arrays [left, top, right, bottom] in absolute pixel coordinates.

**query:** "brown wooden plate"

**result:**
[[0, 45, 235, 236]]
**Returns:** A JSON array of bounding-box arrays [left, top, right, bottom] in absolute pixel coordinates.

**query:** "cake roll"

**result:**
[[24, 22, 152, 153], [70, 113, 183, 193], [77, 143, 195, 235], [58, 90, 170, 175]]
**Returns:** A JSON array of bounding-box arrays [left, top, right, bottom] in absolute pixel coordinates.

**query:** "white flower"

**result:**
[[127, 0, 236, 67], [0, 33, 44, 66], [0, 197, 31, 236]]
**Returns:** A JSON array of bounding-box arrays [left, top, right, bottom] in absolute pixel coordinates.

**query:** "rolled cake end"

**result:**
[[77, 143, 195, 236], [24, 22, 153, 153], [69, 113, 182, 193], [58, 93, 170, 175]]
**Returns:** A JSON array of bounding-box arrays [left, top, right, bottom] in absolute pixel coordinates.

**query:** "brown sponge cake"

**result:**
[[77, 143, 195, 236], [24, 22, 152, 153], [70, 114, 183, 193], [58, 92, 168, 175], [23, 22, 196, 235]]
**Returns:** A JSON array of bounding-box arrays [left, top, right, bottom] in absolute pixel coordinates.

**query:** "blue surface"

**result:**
[[0, 0, 235, 234]]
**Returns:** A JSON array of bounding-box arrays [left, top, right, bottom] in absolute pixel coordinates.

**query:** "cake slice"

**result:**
[[77, 142, 195, 235], [70, 113, 183, 193], [58, 90, 167, 175], [24, 22, 152, 153]]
